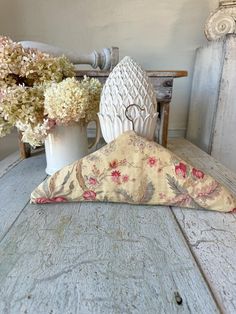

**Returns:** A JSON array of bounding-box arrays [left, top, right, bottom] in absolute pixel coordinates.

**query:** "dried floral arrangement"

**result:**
[[0, 36, 102, 147], [44, 77, 102, 125]]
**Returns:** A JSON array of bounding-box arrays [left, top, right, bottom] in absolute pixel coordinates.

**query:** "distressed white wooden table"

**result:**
[[0, 139, 236, 314]]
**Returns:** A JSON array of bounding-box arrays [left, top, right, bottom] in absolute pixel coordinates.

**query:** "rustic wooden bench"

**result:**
[[18, 70, 187, 159], [1, 138, 236, 313]]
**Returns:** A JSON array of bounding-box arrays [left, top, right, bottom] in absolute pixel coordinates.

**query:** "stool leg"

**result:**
[[159, 102, 170, 147], [18, 131, 31, 159]]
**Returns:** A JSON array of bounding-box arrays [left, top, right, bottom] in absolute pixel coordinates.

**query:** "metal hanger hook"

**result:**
[[125, 104, 145, 131]]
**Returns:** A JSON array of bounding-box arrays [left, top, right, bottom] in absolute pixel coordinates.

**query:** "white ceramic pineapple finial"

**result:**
[[98, 56, 159, 143]]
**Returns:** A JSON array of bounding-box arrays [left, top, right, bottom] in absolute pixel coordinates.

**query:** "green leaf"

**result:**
[[116, 189, 134, 202], [62, 170, 70, 186], [141, 181, 155, 203], [166, 174, 187, 196], [69, 180, 74, 190]]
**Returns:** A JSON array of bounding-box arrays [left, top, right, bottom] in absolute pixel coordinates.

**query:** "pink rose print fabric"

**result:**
[[175, 162, 187, 178], [31, 131, 236, 212]]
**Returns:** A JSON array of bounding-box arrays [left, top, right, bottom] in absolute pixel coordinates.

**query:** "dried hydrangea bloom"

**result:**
[[0, 36, 13, 47], [0, 35, 76, 145], [21, 52, 75, 85], [44, 77, 102, 125], [0, 116, 13, 137], [0, 85, 45, 126], [0, 37, 26, 80], [0, 36, 75, 84], [16, 119, 51, 147]]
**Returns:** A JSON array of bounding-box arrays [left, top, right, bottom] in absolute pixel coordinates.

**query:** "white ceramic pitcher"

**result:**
[[45, 119, 100, 175]]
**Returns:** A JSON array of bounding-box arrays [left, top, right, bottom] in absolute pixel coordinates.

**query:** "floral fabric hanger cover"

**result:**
[[31, 131, 236, 212]]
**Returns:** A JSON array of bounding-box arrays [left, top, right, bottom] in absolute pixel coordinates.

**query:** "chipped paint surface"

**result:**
[[0, 199, 219, 313]]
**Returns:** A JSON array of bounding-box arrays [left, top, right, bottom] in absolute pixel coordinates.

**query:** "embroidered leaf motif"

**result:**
[[196, 181, 221, 201], [62, 171, 70, 185], [54, 170, 72, 195], [42, 179, 51, 198], [137, 175, 147, 199], [172, 195, 200, 209], [141, 181, 155, 203], [167, 174, 202, 209], [116, 189, 134, 202], [76, 160, 87, 190], [166, 174, 187, 195], [69, 180, 74, 190], [49, 172, 59, 194]]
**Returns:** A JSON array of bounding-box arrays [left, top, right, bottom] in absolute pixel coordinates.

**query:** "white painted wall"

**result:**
[[0, 0, 218, 159]]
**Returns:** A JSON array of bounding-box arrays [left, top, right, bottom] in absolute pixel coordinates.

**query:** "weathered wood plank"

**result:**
[[0, 202, 219, 314], [150, 77, 172, 103], [0, 154, 46, 241], [169, 138, 236, 314], [186, 40, 225, 153], [159, 102, 170, 147], [211, 35, 236, 173], [187, 34, 236, 173], [0, 151, 20, 179], [18, 131, 31, 159], [76, 70, 188, 78]]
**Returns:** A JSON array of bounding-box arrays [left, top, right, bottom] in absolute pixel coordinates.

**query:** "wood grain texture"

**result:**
[[0, 151, 20, 179], [18, 131, 31, 159], [187, 34, 236, 173], [75, 70, 188, 78], [169, 138, 236, 314], [0, 201, 219, 314], [186, 39, 225, 153], [211, 35, 236, 173], [0, 154, 46, 241], [159, 102, 170, 147], [150, 78, 173, 103]]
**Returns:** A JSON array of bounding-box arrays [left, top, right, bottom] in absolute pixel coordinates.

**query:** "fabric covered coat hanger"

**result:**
[[31, 131, 236, 212]]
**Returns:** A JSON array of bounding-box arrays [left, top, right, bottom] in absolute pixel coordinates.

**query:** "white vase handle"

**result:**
[[87, 116, 101, 149]]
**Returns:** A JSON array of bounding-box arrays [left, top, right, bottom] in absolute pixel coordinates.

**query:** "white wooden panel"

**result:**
[[0, 201, 219, 314], [186, 39, 224, 153], [169, 138, 236, 314], [211, 35, 236, 173]]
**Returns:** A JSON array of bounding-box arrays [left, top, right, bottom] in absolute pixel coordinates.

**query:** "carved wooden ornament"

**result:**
[[205, 1, 236, 41], [20, 41, 119, 70]]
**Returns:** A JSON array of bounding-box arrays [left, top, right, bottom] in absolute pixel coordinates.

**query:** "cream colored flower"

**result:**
[[44, 77, 102, 124], [0, 35, 75, 146], [0, 116, 13, 137], [0, 85, 45, 126], [16, 119, 50, 148]]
